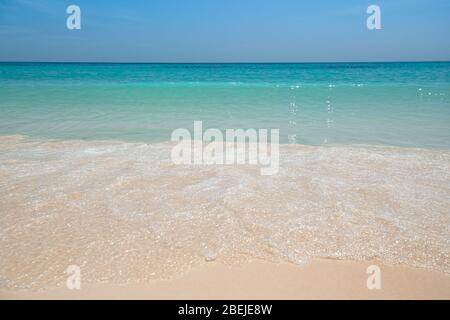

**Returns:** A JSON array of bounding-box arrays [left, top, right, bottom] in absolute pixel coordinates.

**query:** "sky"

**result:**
[[0, 0, 449, 62]]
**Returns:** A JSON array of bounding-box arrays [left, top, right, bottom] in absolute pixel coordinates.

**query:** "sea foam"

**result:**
[[0, 135, 449, 289]]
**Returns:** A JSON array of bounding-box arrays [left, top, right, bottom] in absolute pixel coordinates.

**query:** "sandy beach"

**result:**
[[1, 136, 449, 299], [1, 0, 450, 303], [1, 259, 449, 300]]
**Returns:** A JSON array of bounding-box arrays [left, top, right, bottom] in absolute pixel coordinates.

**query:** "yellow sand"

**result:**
[[1, 259, 449, 300]]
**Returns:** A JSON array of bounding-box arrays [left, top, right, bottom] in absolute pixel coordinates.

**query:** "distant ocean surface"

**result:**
[[0, 62, 449, 147], [1, 62, 450, 290]]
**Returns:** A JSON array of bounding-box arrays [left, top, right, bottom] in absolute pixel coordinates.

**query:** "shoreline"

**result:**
[[1, 259, 450, 300], [2, 133, 450, 151], [1, 134, 450, 292]]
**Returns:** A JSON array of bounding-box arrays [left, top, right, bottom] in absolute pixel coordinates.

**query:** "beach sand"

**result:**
[[1, 136, 450, 299], [1, 259, 449, 300]]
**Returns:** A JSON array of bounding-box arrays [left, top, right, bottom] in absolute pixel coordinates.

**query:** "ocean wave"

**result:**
[[0, 135, 449, 289]]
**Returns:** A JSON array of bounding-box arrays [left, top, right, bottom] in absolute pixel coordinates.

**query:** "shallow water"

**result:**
[[1, 62, 449, 147], [1, 62, 449, 289], [0, 135, 449, 289]]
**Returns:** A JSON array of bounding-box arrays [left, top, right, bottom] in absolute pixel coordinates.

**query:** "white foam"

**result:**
[[0, 136, 449, 289]]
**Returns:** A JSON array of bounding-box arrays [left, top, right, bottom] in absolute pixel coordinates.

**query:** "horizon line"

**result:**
[[1, 60, 449, 64]]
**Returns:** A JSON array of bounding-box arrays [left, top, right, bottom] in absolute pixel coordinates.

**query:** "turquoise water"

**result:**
[[0, 62, 449, 147], [2, 62, 450, 288]]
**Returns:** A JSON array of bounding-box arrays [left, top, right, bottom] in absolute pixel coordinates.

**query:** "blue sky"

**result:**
[[0, 0, 449, 62]]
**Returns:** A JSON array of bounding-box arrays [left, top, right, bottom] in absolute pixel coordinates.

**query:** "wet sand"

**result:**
[[1, 136, 449, 297], [1, 259, 449, 300]]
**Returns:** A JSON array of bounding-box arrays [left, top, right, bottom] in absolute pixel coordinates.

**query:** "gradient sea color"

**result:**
[[0, 62, 449, 289], [0, 62, 449, 147]]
